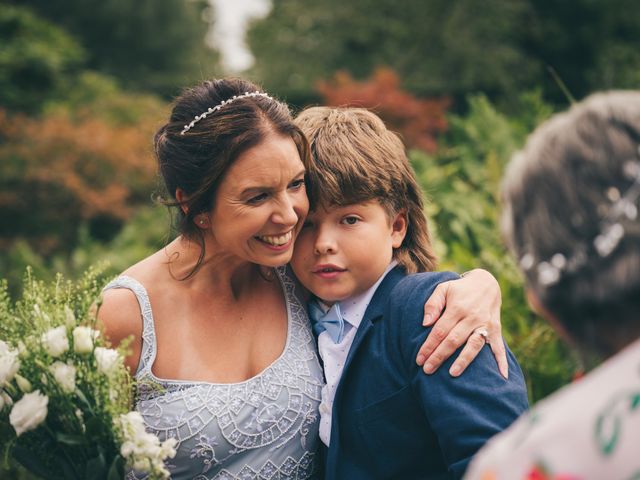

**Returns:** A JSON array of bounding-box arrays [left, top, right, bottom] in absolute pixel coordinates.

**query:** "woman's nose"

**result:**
[[272, 194, 299, 227]]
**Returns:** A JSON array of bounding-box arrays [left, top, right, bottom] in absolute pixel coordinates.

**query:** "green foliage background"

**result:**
[[414, 93, 575, 401], [248, 0, 640, 107], [2, 3, 636, 475]]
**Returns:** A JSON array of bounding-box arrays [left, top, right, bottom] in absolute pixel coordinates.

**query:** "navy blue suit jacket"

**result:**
[[323, 268, 529, 479]]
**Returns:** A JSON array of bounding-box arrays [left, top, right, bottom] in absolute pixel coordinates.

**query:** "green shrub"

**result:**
[[414, 92, 576, 402]]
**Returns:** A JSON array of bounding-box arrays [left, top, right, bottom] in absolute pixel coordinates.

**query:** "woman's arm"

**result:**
[[415, 269, 508, 378]]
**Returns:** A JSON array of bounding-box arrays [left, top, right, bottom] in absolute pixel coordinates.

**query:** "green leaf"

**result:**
[[75, 389, 94, 415], [56, 455, 79, 480], [85, 451, 107, 480], [107, 454, 124, 480], [12, 444, 54, 479], [85, 416, 104, 438], [56, 431, 87, 446]]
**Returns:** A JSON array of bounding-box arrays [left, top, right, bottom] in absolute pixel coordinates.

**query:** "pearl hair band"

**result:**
[[520, 150, 640, 287], [180, 91, 273, 135]]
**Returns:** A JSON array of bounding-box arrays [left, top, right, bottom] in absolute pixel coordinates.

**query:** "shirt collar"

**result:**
[[315, 261, 398, 329]]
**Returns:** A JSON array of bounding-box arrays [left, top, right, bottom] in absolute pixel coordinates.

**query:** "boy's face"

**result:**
[[291, 200, 407, 304]]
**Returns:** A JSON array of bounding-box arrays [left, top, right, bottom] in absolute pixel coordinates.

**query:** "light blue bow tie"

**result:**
[[308, 301, 346, 343]]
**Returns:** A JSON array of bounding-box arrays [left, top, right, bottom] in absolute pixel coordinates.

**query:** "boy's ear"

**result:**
[[175, 188, 189, 215], [390, 210, 408, 248]]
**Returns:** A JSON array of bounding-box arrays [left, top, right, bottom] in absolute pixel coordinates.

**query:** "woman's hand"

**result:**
[[415, 269, 508, 378]]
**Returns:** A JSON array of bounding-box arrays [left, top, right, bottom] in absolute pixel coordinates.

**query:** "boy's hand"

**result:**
[[415, 269, 508, 379]]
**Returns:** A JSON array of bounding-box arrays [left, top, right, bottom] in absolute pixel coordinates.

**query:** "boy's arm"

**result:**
[[390, 274, 528, 478], [416, 269, 508, 378]]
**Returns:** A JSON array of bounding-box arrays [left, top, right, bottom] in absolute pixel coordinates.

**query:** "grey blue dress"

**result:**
[[103, 267, 324, 479]]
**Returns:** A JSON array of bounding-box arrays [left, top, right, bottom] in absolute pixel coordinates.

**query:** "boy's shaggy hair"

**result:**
[[295, 107, 437, 273]]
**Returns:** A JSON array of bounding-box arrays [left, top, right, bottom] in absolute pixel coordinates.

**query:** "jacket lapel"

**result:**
[[326, 265, 405, 471], [332, 265, 405, 411], [345, 267, 404, 368]]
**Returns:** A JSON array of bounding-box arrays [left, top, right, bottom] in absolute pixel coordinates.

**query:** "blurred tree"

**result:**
[[249, 0, 640, 107], [0, 5, 85, 113], [317, 67, 450, 152], [7, 0, 220, 96], [0, 106, 161, 255], [0, 206, 170, 298], [248, 0, 537, 105], [522, 0, 640, 103], [414, 91, 574, 402]]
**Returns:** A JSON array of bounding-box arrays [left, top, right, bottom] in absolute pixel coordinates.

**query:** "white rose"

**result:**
[[133, 457, 151, 472], [73, 326, 99, 354], [160, 437, 177, 459], [0, 343, 20, 386], [120, 440, 134, 457], [49, 361, 76, 393], [41, 326, 69, 357], [94, 347, 121, 376], [9, 390, 48, 436]]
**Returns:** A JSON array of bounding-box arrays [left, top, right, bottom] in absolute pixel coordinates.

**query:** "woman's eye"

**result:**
[[342, 216, 359, 225], [302, 220, 314, 229], [247, 193, 268, 204]]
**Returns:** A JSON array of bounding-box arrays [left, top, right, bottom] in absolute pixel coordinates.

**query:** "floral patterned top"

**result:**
[[103, 267, 324, 480], [464, 338, 640, 480]]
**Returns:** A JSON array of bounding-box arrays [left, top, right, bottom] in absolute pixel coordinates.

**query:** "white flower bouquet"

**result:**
[[0, 268, 176, 479]]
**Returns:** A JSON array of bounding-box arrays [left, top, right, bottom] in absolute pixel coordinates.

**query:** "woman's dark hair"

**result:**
[[501, 91, 640, 358], [154, 78, 311, 276]]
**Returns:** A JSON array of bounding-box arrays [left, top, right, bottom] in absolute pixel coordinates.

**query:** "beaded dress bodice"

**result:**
[[103, 267, 324, 479]]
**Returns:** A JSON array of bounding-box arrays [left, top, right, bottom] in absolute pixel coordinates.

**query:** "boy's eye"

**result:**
[[341, 216, 360, 225], [302, 220, 314, 229], [289, 178, 305, 189]]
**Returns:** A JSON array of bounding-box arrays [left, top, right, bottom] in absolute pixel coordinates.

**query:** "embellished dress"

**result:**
[[103, 267, 324, 480]]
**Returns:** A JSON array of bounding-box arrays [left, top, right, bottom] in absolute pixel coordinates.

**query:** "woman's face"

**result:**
[[208, 132, 309, 267]]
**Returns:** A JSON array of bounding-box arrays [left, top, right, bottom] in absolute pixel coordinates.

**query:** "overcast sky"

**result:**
[[208, 0, 271, 72]]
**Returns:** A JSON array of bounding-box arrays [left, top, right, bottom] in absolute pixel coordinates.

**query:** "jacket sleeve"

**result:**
[[386, 272, 529, 478]]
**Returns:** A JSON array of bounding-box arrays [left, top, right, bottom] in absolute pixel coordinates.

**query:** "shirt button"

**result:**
[[320, 404, 330, 414]]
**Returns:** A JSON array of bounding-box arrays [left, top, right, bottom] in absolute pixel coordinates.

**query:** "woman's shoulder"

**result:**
[[98, 255, 165, 369]]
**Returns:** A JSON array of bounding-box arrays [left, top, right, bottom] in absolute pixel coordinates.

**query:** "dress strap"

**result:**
[[102, 275, 157, 378]]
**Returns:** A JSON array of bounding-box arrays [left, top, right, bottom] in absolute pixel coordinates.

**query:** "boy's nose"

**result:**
[[313, 231, 337, 255]]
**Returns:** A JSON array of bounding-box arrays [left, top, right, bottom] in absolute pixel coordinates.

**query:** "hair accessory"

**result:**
[[180, 91, 273, 135], [521, 151, 640, 287]]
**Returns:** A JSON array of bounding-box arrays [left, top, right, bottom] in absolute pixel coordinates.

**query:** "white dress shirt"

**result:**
[[314, 261, 397, 446]]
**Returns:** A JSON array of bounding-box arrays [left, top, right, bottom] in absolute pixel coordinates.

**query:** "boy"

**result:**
[[291, 107, 529, 479]]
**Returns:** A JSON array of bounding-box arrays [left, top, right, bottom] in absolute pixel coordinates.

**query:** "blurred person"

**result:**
[[291, 107, 528, 479], [465, 91, 640, 479], [99, 78, 505, 479]]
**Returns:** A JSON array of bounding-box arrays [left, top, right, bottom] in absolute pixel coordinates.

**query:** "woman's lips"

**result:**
[[255, 231, 293, 251]]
